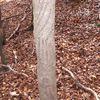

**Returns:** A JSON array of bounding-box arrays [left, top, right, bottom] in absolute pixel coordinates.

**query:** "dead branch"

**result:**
[[62, 67, 99, 100], [2, 13, 23, 21], [2, 8, 31, 21], [6, 23, 20, 41], [0, 64, 28, 77], [6, 13, 26, 41], [13, 50, 17, 64]]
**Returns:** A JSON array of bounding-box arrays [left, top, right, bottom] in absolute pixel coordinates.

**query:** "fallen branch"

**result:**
[[6, 13, 26, 41], [13, 50, 18, 64], [2, 13, 23, 21], [0, 64, 28, 77], [62, 67, 99, 100], [6, 23, 20, 41], [1, 8, 31, 21]]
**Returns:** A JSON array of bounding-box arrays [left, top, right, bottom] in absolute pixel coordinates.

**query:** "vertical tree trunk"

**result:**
[[32, 0, 57, 100], [0, 6, 6, 65]]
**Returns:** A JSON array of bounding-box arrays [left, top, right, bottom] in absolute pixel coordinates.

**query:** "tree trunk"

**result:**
[[32, 0, 57, 100], [0, 6, 6, 65]]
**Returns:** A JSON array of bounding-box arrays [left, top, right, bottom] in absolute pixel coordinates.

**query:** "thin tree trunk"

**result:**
[[32, 0, 57, 100]]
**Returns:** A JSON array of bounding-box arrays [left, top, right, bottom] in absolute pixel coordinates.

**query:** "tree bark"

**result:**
[[32, 0, 57, 100], [0, 6, 6, 65]]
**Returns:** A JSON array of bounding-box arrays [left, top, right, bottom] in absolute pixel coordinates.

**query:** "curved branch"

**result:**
[[0, 64, 28, 77], [6, 13, 26, 41], [62, 67, 99, 100]]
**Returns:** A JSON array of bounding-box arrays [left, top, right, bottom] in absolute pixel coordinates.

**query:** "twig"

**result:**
[[0, 64, 28, 77], [1, 8, 32, 21], [2, 13, 23, 21], [62, 67, 99, 100], [6, 23, 20, 41], [6, 13, 26, 41], [13, 50, 17, 64]]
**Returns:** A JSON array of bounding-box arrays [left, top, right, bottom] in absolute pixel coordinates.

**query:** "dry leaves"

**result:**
[[0, 0, 99, 100]]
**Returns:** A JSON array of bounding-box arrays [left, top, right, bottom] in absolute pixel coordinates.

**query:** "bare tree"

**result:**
[[32, 0, 58, 100]]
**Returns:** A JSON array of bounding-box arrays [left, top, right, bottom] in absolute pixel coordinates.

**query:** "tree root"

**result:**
[[62, 67, 99, 100]]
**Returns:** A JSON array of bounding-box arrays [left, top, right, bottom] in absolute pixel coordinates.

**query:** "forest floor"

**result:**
[[0, 0, 100, 100]]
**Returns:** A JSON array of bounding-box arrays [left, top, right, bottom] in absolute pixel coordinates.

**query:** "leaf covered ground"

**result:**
[[0, 0, 100, 100]]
